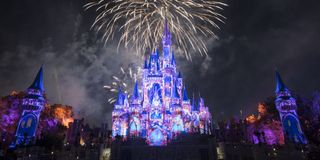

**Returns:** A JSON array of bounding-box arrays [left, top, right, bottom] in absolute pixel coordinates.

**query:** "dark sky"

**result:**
[[1, 0, 320, 125]]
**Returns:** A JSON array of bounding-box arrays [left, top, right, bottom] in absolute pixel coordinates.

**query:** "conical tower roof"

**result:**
[[183, 86, 189, 101], [132, 81, 139, 99], [275, 70, 289, 92], [173, 81, 180, 99], [162, 19, 172, 46], [29, 66, 44, 91]]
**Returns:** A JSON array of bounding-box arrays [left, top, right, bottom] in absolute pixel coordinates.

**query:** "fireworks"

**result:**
[[104, 64, 142, 104], [84, 0, 227, 59]]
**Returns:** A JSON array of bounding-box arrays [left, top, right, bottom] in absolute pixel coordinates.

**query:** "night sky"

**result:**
[[1, 0, 320, 126]]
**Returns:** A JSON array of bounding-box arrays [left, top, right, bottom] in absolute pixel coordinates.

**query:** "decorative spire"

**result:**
[[183, 86, 189, 101], [132, 81, 139, 99], [192, 93, 197, 111], [275, 70, 289, 92], [177, 71, 182, 78], [162, 18, 172, 46], [171, 51, 176, 65], [173, 81, 180, 99], [116, 88, 125, 105], [144, 59, 148, 69], [29, 65, 44, 91]]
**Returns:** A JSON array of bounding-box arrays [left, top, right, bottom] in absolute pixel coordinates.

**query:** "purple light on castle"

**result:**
[[111, 22, 213, 146]]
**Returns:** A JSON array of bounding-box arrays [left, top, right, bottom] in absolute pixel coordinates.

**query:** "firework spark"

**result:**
[[85, 0, 227, 60], [104, 64, 142, 104]]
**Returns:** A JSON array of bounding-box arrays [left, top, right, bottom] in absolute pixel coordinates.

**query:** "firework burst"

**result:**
[[104, 64, 142, 104], [85, 0, 227, 60]]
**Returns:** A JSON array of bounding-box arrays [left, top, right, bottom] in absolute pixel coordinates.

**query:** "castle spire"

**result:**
[[116, 88, 125, 105], [183, 86, 189, 101], [177, 71, 182, 79], [132, 81, 139, 99], [173, 81, 180, 99], [29, 65, 44, 91], [192, 93, 197, 111], [162, 18, 172, 46], [171, 52, 176, 65], [144, 59, 148, 69], [275, 70, 289, 92]]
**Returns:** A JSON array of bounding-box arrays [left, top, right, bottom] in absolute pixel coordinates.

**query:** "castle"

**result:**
[[111, 21, 213, 146]]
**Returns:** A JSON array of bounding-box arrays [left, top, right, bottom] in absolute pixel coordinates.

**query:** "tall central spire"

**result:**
[[162, 19, 172, 46]]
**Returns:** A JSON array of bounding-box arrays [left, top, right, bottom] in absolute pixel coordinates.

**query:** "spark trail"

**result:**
[[85, 0, 227, 60]]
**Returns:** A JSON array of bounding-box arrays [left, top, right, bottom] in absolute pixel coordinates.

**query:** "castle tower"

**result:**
[[15, 66, 45, 145], [275, 71, 307, 144], [129, 82, 141, 136], [171, 81, 184, 133], [112, 89, 129, 138]]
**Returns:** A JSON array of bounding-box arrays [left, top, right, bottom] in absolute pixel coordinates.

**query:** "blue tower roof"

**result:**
[[162, 19, 172, 46], [275, 71, 289, 92], [183, 86, 189, 101], [173, 81, 180, 99], [177, 71, 182, 78], [116, 88, 125, 105], [29, 66, 44, 91], [144, 59, 148, 69], [192, 94, 197, 111], [171, 52, 176, 65], [132, 81, 139, 99]]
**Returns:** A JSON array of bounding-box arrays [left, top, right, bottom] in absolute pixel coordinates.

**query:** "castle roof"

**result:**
[[177, 71, 182, 78], [29, 66, 44, 91], [144, 59, 148, 69], [275, 70, 289, 92], [162, 19, 172, 46], [171, 52, 176, 65], [173, 81, 180, 99], [132, 81, 139, 99], [116, 88, 126, 105], [183, 86, 189, 101]]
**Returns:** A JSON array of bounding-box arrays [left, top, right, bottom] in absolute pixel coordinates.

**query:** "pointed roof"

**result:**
[[171, 52, 176, 65], [132, 81, 139, 99], [144, 59, 148, 69], [183, 86, 189, 101], [173, 81, 180, 99], [177, 71, 182, 78], [29, 66, 44, 91], [162, 18, 172, 46], [192, 94, 197, 111], [116, 88, 125, 105], [275, 70, 289, 92]]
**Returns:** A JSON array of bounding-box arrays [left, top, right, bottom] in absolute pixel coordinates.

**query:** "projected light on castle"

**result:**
[[111, 21, 212, 146]]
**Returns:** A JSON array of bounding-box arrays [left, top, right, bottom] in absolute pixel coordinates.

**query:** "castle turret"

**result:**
[[15, 66, 45, 145], [275, 71, 307, 144]]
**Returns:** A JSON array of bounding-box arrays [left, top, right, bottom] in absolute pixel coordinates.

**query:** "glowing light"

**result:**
[[85, 0, 227, 59], [52, 105, 74, 128]]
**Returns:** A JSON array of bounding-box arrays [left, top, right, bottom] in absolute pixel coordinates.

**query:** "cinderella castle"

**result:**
[[111, 21, 213, 146]]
